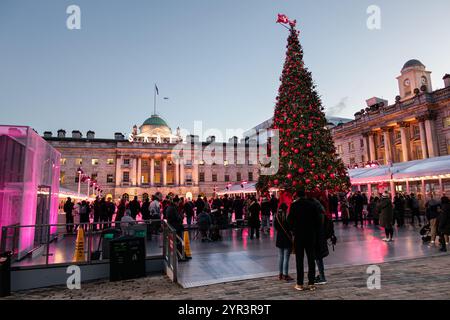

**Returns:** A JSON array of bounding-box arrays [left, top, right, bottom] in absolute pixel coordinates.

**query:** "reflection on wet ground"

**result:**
[[12, 222, 444, 289]]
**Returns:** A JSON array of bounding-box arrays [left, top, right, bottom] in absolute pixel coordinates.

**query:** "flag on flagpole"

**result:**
[[155, 84, 159, 95]]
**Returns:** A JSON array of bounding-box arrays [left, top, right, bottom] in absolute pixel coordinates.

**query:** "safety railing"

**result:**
[[0, 219, 164, 267]]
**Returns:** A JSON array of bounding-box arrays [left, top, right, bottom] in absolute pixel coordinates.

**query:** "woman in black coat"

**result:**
[[438, 197, 450, 252], [312, 198, 331, 285], [248, 196, 261, 239], [274, 203, 293, 281]]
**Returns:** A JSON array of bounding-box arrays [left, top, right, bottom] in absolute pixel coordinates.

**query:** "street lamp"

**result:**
[[76, 167, 83, 195]]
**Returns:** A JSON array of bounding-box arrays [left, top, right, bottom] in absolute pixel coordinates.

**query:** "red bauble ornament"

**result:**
[[298, 168, 304, 173], [287, 173, 292, 180], [330, 173, 335, 178], [305, 179, 311, 184], [306, 143, 312, 148], [294, 149, 299, 154], [274, 179, 279, 185]]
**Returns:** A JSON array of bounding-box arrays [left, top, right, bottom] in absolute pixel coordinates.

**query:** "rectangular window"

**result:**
[[123, 158, 130, 165], [444, 116, 450, 128], [337, 145, 343, 154], [107, 174, 114, 183], [413, 125, 420, 137], [92, 158, 99, 166], [360, 139, 364, 148], [248, 172, 254, 182], [224, 160, 229, 166], [236, 172, 242, 181], [212, 173, 217, 182], [142, 160, 149, 166], [199, 172, 205, 182], [91, 173, 98, 181], [348, 142, 355, 152], [107, 158, 114, 165], [60, 171, 65, 184], [60, 158, 67, 165], [75, 158, 83, 165], [75, 175, 79, 183], [122, 172, 129, 183], [224, 174, 230, 182]]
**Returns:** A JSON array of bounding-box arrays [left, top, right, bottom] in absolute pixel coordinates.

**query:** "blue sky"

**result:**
[[1, 0, 449, 140]]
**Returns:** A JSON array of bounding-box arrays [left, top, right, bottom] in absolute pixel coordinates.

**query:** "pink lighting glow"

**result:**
[[0, 125, 60, 258]]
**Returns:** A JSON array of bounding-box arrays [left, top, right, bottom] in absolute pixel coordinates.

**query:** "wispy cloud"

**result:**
[[326, 97, 349, 116]]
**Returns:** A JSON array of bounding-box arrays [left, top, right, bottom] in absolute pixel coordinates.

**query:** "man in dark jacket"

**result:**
[[328, 193, 339, 222], [261, 196, 272, 234], [167, 197, 184, 254], [438, 196, 450, 252], [105, 197, 116, 223], [129, 196, 141, 219], [64, 197, 75, 233], [233, 196, 244, 224], [426, 194, 441, 244], [287, 190, 321, 291], [93, 196, 102, 231], [248, 196, 261, 239], [353, 191, 365, 228], [195, 195, 205, 216]]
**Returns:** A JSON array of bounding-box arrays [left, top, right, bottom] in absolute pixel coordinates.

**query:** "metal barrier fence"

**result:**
[[0, 219, 185, 267]]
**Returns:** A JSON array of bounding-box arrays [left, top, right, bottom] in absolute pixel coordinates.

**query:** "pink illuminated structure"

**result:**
[[0, 125, 60, 259]]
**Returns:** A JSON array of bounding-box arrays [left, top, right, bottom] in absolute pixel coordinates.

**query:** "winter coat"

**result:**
[[287, 198, 321, 246], [426, 199, 441, 220], [261, 199, 271, 216], [315, 213, 330, 259], [378, 197, 393, 228], [248, 201, 261, 227], [274, 210, 292, 249], [438, 203, 450, 235]]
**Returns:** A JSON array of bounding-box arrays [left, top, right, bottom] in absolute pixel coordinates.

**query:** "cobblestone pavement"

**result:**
[[4, 253, 450, 300]]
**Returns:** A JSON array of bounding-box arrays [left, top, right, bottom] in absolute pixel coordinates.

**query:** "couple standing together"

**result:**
[[275, 189, 334, 292]]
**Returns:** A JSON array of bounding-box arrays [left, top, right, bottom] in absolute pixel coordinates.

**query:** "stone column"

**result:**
[[382, 127, 393, 164], [398, 122, 410, 162], [193, 163, 199, 186], [424, 111, 439, 158], [180, 160, 185, 185], [368, 133, 376, 162], [137, 158, 142, 186], [115, 155, 122, 186], [162, 157, 167, 186], [367, 184, 372, 199], [175, 159, 180, 185], [418, 117, 428, 159], [362, 132, 370, 163], [406, 180, 410, 194], [439, 178, 444, 197], [130, 158, 137, 186], [150, 158, 155, 186]]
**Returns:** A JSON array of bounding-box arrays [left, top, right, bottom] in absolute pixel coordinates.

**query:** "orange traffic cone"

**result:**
[[73, 227, 85, 262], [183, 230, 192, 259]]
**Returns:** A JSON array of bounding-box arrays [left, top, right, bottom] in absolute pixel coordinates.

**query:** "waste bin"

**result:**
[[0, 251, 12, 297], [100, 229, 122, 260], [109, 236, 145, 282]]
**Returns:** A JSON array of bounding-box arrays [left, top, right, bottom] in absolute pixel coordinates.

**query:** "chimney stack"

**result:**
[[43, 131, 52, 138], [87, 130, 95, 139], [443, 74, 450, 88], [114, 132, 125, 140], [57, 129, 66, 138], [72, 130, 82, 139]]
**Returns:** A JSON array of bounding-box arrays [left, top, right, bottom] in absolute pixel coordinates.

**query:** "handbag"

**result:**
[[276, 213, 295, 254]]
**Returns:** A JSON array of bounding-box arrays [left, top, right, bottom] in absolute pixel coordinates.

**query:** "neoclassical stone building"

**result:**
[[332, 60, 450, 168], [43, 114, 260, 199]]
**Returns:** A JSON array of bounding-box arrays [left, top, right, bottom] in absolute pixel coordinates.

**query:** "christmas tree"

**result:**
[[257, 15, 350, 195]]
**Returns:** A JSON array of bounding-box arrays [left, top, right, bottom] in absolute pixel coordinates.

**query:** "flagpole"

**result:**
[[154, 84, 157, 115]]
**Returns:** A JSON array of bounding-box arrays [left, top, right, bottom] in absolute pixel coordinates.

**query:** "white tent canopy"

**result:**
[[349, 155, 450, 184]]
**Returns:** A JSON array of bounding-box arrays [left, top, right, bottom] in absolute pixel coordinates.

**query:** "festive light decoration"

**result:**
[[257, 16, 351, 194]]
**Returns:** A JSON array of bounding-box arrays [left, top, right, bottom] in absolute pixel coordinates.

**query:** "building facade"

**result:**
[[43, 115, 260, 200], [332, 60, 450, 168]]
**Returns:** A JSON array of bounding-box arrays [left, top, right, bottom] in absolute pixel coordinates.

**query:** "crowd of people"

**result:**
[[62, 188, 450, 292]]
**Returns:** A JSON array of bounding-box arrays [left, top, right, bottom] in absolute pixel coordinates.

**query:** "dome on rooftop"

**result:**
[[402, 59, 425, 71], [142, 114, 170, 128]]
